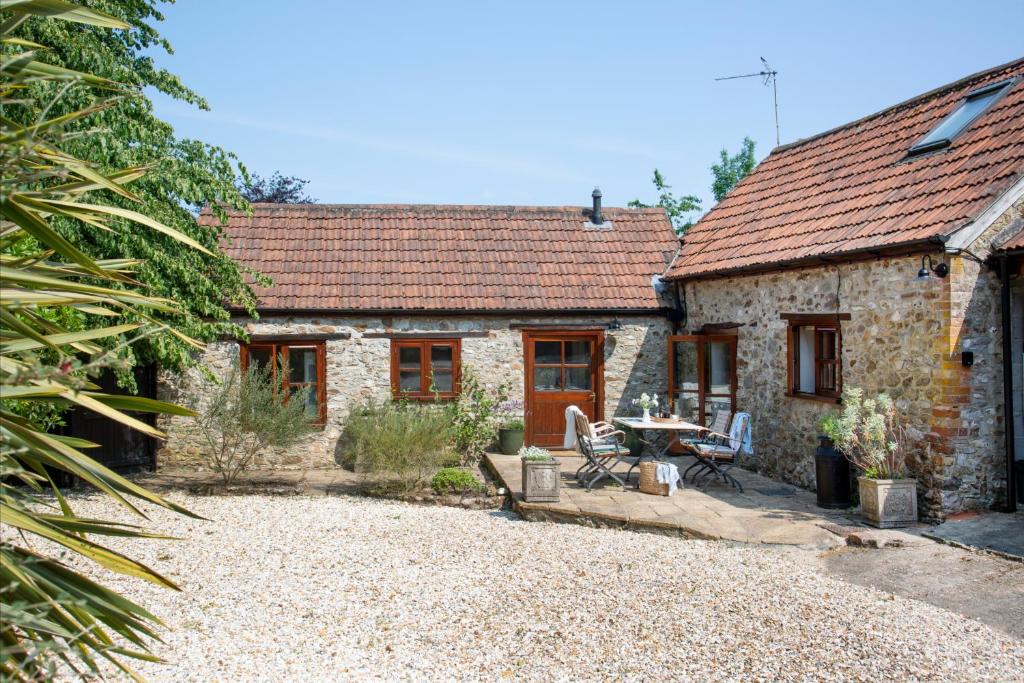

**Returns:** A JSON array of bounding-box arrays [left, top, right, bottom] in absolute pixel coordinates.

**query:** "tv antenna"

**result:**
[[716, 57, 780, 146]]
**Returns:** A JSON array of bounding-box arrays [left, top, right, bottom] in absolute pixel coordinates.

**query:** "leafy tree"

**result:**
[[2, 2, 208, 678], [628, 169, 702, 235], [8, 0, 261, 378], [193, 359, 315, 486], [711, 136, 757, 202], [239, 171, 317, 204]]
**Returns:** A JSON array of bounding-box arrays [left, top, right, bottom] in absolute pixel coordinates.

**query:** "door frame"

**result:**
[[522, 329, 605, 447], [667, 334, 738, 424]]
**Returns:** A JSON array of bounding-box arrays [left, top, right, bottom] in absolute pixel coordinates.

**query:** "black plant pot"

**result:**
[[815, 435, 852, 509]]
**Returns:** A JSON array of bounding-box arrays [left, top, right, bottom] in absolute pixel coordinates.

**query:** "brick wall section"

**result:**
[[935, 195, 1024, 512], [156, 315, 670, 469]]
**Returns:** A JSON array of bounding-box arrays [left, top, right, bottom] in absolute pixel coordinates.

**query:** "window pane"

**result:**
[[430, 370, 453, 393], [565, 366, 591, 390], [534, 341, 561, 365], [913, 90, 1000, 150], [289, 347, 318, 383], [430, 344, 453, 370], [818, 329, 837, 361], [534, 366, 561, 391], [706, 341, 732, 394], [249, 348, 272, 370], [565, 341, 591, 365], [818, 363, 837, 393], [290, 384, 319, 418], [674, 392, 700, 423], [672, 341, 698, 392], [399, 346, 421, 370], [797, 327, 815, 393], [399, 370, 421, 393], [705, 396, 731, 424]]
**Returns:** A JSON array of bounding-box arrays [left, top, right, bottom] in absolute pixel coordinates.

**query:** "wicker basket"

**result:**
[[652, 416, 677, 424], [638, 460, 671, 496]]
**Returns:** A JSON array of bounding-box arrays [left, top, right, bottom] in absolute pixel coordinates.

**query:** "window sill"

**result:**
[[786, 391, 841, 405], [391, 394, 459, 403]]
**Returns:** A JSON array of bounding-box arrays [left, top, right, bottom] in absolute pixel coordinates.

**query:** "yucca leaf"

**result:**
[[1, 0, 130, 30], [0, 322, 142, 353], [38, 199, 214, 255]]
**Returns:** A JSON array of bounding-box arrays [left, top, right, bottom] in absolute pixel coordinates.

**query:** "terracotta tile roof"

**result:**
[[202, 204, 678, 312], [996, 228, 1024, 251], [665, 58, 1024, 280]]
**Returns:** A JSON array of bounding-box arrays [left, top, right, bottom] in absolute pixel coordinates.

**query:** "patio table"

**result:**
[[612, 417, 707, 483]]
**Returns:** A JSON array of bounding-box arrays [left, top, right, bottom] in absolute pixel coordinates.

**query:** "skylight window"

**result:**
[[908, 78, 1016, 156]]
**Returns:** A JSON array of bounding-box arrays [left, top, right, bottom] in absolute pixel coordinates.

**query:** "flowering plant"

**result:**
[[819, 387, 915, 480], [497, 398, 524, 429], [519, 445, 553, 461], [631, 392, 659, 411]]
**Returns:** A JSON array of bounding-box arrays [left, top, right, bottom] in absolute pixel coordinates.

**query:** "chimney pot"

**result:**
[[591, 187, 603, 225]]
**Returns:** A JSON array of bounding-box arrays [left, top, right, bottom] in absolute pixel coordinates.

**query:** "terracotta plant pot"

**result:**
[[858, 477, 918, 528], [498, 428, 524, 455], [521, 459, 560, 503]]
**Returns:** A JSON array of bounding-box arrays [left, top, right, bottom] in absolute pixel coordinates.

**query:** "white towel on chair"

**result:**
[[563, 405, 580, 450], [656, 461, 682, 495]]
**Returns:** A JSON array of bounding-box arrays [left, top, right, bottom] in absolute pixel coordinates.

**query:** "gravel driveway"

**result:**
[[48, 493, 1023, 682]]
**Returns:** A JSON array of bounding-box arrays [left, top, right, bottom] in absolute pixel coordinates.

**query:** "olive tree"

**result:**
[[194, 360, 315, 486]]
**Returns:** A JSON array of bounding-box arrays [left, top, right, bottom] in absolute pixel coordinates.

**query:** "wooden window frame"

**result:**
[[239, 339, 327, 426], [783, 313, 846, 403], [390, 338, 462, 401], [667, 334, 738, 424]]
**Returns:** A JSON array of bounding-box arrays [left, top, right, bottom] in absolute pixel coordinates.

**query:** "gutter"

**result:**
[[233, 307, 672, 318]]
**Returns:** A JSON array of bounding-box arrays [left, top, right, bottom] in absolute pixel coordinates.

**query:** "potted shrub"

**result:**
[[822, 388, 919, 527], [498, 417, 525, 455], [496, 399, 525, 455], [520, 446, 560, 502]]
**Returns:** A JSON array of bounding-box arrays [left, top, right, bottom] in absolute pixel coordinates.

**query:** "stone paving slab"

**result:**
[[485, 452, 855, 549], [924, 511, 1024, 561]]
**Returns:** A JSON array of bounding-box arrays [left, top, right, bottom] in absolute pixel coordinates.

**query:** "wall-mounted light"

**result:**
[[607, 317, 622, 331], [916, 254, 949, 281]]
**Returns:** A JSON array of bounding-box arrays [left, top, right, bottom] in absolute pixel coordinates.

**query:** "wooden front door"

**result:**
[[523, 331, 604, 447]]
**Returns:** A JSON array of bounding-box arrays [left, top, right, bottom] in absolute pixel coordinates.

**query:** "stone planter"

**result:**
[[858, 477, 918, 528], [521, 459, 560, 503], [498, 428, 525, 455]]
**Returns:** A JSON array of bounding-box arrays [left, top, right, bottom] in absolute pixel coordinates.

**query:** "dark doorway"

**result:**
[[62, 363, 158, 473]]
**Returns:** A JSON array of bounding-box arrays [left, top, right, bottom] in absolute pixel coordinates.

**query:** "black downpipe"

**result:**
[[999, 255, 1018, 512]]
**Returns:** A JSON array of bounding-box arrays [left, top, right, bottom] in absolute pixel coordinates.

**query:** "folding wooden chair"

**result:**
[[684, 413, 750, 492], [571, 408, 630, 491], [677, 409, 730, 456]]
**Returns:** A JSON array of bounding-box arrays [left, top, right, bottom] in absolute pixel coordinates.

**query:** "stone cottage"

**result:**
[[661, 58, 1024, 518], [158, 200, 680, 467], [159, 58, 1023, 520]]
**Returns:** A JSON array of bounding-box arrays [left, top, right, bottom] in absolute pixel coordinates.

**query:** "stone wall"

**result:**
[[682, 197, 1023, 519], [684, 256, 946, 515], [156, 315, 670, 470]]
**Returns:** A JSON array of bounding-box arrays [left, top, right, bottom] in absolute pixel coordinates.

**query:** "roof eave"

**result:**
[[663, 236, 946, 283]]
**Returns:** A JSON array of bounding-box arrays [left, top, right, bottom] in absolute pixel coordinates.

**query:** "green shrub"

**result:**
[[430, 467, 485, 495], [502, 417, 525, 430], [339, 400, 454, 491], [196, 359, 315, 486], [445, 366, 510, 465]]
